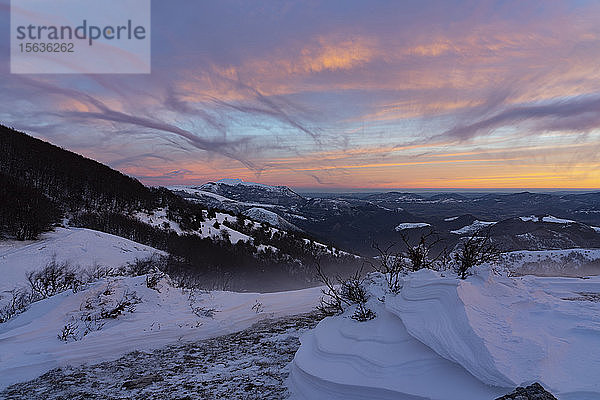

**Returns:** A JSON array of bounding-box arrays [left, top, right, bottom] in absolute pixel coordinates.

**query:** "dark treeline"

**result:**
[[0, 125, 203, 239], [0, 173, 61, 240]]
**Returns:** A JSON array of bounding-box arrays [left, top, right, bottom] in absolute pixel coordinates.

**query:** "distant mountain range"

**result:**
[[172, 179, 600, 255]]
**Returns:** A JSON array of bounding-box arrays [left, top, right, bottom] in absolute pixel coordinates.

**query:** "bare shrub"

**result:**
[[26, 259, 81, 299], [192, 306, 218, 318], [80, 284, 141, 322], [187, 289, 218, 319], [369, 243, 405, 293], [400, 231, 446, 272], [340, 268, 370, 305], [251, 300, 264, 314], [352, 302, 376, 322], [454, 228, 502, 279], [123, 255, 166, 277], [315, 262, 375, 321], [100, 289, 141, 319], [0, 287, 33, 323], [145, 272, 165, 292], [85, 264, 114, 282], [57, 321, 79, 342], [315, 262, 345, 316], [81, 317, 106, 336], [170, 271, 204, 290]]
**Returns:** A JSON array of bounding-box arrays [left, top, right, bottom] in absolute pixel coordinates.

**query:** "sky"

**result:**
[[1, 0, 600, 190]]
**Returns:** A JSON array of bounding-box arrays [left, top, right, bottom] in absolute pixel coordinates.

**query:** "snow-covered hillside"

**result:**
[[133, 206, 350, 260], [243, 207, 297, 230], [394, 222, 431, 231], [168, 186, 280, 209], [289, 267, 600, 400], [134, 208, 252, 244], [451, 219, 496, 235], [0, 274, 322, 389], [501, 248, 600, 276], [200, 178, 300, 196], [0, 228, 163, 295], [520, 215, 576, 224]]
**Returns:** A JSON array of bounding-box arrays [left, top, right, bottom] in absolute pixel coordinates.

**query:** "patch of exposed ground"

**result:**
[[1, 313, 321, 400]]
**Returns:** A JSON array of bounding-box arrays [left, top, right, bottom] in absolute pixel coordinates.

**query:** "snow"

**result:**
[[444, 216, 459, 221], [0, 228, 164, 296], [500, 248, 600, 275], [216, 178, 271, 188], [520, 215, 537, 222], [300, 239, 359, 258], [134, 208, 185, 234], [0, 275, 323, 389], [168, 186, 280, 208], [288, 213, 307, 220], [450, 220, 496, 234], [542, 216, 576, 224], [289, 274, 507, 400], [1, 313, 321, 399], [168, 186, 235, 203], [134, 208, 251, 244], [388, 268, 600, 397], [593, 226, 600, 233], [520, 215, 576, 224], [290, 268, 600, 399], [200, 179, 293, 196], [394, 222, 431, 231], [244, 207, 283, 227]]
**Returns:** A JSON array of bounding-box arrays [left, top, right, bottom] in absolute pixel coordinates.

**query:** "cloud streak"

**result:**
[[436, 95, 600, 143], [1, 0, 600, 188]]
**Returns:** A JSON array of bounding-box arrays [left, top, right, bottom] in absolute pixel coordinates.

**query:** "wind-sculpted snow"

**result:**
[[289, 283, 508, 399], [290, 269, 600, 399], [387, 268, 600, 398], [386, 270, 515, 387]]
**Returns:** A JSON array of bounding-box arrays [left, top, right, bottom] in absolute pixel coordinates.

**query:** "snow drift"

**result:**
[[289, 268, 600, 400]]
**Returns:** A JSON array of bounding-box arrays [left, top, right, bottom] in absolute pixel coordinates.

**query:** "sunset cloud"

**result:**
[[1, 0, 599, 188]]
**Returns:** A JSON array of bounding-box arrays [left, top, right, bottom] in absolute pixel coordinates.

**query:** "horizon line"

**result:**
[[164, 183, 599, 194]]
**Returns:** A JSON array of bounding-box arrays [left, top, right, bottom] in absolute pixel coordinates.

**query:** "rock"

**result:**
[[495, 382, 558, 400], [122, 373, 164, 390]]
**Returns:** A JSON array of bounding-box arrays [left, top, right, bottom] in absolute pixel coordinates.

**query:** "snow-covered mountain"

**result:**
[[197, 178, 306, 207], [172, 180, 600, 257]]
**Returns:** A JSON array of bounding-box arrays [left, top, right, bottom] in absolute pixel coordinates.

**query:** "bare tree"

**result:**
[[399, 230, 445, 272], [370, 231, 446, 292], [369, 242, 404, 293], [315, 261, 345, 316], [0, 287, 33, 323], [314, 261, 375, 321], [454, 228, 502, 279]]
